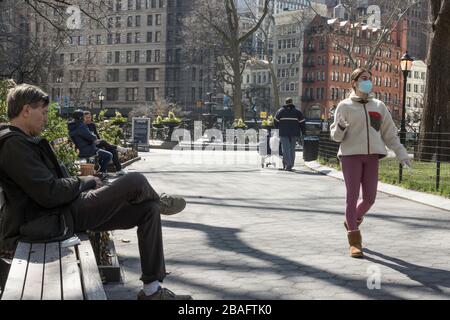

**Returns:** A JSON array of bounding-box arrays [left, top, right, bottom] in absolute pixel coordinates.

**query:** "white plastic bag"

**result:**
[[269, 133, 280, 155]]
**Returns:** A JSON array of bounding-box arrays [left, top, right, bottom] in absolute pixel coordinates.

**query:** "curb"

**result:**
[[122, 156, 141, 168], [304, 160, 450, 212]]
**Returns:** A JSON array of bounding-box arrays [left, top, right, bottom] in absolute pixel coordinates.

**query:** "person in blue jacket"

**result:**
[[68, 110, 112, 174], [274, 98, 306, 171]]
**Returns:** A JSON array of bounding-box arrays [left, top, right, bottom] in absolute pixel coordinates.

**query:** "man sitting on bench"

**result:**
[[0, 84, 192, 300], [83, 110, 129, 176], [68, 110, 113, 177]]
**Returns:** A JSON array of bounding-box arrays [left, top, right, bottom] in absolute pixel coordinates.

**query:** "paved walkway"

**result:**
[[104, 150, 450, 300]]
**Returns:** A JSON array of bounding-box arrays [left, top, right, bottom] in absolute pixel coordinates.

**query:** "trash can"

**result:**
[[303, 136, 320, 162]]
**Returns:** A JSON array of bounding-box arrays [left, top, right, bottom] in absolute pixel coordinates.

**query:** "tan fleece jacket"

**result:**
[[330, 92, 409, 161]]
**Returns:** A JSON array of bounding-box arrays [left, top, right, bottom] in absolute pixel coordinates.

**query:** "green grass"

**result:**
[[318, 156, 450, 199]]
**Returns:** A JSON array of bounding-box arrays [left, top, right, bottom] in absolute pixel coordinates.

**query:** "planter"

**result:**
[[97, 239, 122, 283], [162, 122, 181, 128], [152, 123, 164, 129], [162, 122, 180, 141]]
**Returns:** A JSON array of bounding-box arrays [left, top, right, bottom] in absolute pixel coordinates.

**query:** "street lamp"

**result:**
[[399, 51, 414, 183], [98, 91, 105, 110]]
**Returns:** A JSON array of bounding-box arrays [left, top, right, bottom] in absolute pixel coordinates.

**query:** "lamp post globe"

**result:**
[[98, 91, 105, 110]]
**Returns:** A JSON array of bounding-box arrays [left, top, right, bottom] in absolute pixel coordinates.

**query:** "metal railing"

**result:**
[[317, 130, 450, 197]]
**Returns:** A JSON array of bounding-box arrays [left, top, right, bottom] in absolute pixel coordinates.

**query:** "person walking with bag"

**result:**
[[274, 97, 306, 171], [330, 68, 411, 258]]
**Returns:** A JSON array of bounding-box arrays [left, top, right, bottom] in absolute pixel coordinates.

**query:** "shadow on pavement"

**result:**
[[364, 248, 450, 294], [162, 220, 405, 299]]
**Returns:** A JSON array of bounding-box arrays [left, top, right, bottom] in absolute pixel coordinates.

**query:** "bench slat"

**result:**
[[21, 243, 46, 300], [77, 234, 107, 300], [1, 242, 30, 300], [60, 246, 83, 300], [42, 242, 62, 300]]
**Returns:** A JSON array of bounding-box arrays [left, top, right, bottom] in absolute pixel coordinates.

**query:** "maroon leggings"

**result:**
[[341, 154, 379, 231]]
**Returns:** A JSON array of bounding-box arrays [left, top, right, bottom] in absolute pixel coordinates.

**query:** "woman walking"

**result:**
[[330, 68, 411, 258]]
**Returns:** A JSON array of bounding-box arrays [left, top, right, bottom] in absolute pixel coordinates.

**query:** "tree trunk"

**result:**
[[418, 0, 450, 161], [232, 43, 243, 120]]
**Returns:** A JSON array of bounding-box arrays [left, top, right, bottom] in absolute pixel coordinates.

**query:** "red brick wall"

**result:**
[[301, 15, 408, 122]]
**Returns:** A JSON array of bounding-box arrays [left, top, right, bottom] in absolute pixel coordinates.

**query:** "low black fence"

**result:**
[[316, 130, 450, 197]]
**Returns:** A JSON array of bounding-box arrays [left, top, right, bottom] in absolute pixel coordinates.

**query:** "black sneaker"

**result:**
[[94, 172, 109, 180], [137, 287, 193, 300], [159, 193, 186, 215]]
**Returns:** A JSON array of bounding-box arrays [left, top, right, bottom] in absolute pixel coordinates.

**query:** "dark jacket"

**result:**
[[274, 104, 306, 137], [86, 122, 101, 140], [0, 125, 96, 251], [68, 120, 98, 157]]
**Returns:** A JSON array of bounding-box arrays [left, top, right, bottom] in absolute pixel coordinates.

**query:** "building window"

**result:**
[[107, 52, 112, 64], [146, 50, 152, 62], [146, 68, 159, 81], [106, 88, 119, 101], [146, 88, 157, 101], [156, 14, 161, 25], [126, 69, 139, 81], [107, 69, 120, 82], [115, 51, 120, 64], [135, 50, 140, 63], [126, 88, 138, 101]]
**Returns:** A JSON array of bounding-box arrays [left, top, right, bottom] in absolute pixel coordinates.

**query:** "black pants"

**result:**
[[97, 140, 122, 171], [73, 173, 165, 284]]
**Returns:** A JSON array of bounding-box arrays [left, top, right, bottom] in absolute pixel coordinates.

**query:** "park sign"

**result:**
[[132, 117, 151, 150]]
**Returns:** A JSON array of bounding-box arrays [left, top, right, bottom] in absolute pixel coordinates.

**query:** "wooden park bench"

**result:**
[[1, 185, 105, 300], [1, 233, 106, 300]]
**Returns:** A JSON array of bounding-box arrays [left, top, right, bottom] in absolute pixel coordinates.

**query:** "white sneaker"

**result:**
[[117, 146, 130, 154], [116, 169, 127, 176]]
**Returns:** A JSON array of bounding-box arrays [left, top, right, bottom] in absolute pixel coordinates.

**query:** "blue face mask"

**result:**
[[358, 80, 373, 94]]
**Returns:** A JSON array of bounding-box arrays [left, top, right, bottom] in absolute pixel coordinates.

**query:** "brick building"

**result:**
[[301, 14, 408, 121]]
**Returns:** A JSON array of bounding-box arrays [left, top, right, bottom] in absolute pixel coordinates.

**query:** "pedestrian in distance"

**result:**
[[274, 97, 306, 171]]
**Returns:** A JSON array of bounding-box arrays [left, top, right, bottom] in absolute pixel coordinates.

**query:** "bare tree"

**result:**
[[242, 1, 281, 111], [183, 0, 271, 120], [306, 0, 420, 70], [418, 0, 450, 161]]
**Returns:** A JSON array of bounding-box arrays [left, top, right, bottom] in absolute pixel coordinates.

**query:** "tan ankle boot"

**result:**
[[344, 217, 364, 231], [347, 230, 363, 258]]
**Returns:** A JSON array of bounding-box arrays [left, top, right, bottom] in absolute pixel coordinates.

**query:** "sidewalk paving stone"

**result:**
[[104, 150, 450, 300]]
